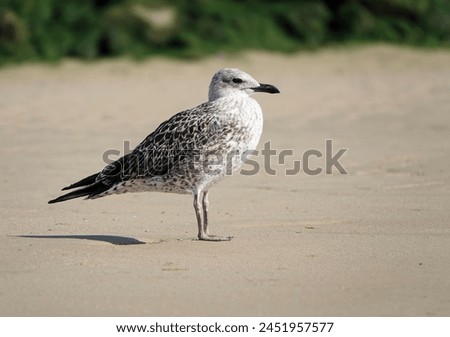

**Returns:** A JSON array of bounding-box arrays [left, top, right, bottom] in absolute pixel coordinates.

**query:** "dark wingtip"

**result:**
[[61, 172, 99, 191], [48, 180, 110, 205], [48, 193, 82, 204]]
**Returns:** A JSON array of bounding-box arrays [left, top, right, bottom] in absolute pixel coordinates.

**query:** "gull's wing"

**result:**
[[49, 101, 229, 203]]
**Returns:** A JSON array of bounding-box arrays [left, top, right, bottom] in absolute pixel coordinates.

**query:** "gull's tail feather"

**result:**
[[48, 181, 109, 204], [62, 172, 99, 191]]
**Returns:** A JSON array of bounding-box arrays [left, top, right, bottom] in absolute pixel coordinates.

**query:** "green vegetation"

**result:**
[[1, 0, 449, 64]]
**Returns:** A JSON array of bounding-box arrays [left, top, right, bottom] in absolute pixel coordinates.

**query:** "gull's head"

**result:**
[[208, 68, 280, 101]]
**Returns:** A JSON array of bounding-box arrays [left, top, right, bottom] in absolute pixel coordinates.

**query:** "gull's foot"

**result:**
[[198, 234, 233, 242]]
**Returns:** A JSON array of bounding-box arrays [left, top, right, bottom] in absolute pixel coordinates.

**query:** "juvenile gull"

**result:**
[[49, 68, 280, 241]]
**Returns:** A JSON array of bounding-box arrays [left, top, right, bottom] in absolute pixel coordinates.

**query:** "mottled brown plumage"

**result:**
[[49, 68, 279, 241]]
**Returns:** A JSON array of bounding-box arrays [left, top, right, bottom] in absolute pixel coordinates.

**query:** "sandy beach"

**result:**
[[1, 45, 449, 316]]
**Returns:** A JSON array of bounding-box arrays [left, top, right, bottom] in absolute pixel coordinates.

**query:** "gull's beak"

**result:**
[[252, 83, 280, 94]]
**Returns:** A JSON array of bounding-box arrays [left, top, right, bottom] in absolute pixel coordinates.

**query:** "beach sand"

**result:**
[[1, 45, 449, 316]]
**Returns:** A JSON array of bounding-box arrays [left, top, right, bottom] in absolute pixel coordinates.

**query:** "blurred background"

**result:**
[[1, 0, 449, 65], [2, 0, 450, 317]]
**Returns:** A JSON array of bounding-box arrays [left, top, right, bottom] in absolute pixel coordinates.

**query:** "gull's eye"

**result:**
[[232, 78, 243, 84]]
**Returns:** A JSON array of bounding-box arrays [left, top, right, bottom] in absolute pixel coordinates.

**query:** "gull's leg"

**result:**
[[193, 192, 204, 240], [194, 191, 232, 242], [202, 190, 210, 235]]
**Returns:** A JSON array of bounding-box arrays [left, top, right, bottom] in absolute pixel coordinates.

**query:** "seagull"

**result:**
[[49, 68, 280, 241]]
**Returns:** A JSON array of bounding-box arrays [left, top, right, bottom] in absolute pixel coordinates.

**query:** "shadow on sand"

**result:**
[[17, 234, 146, 245]]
